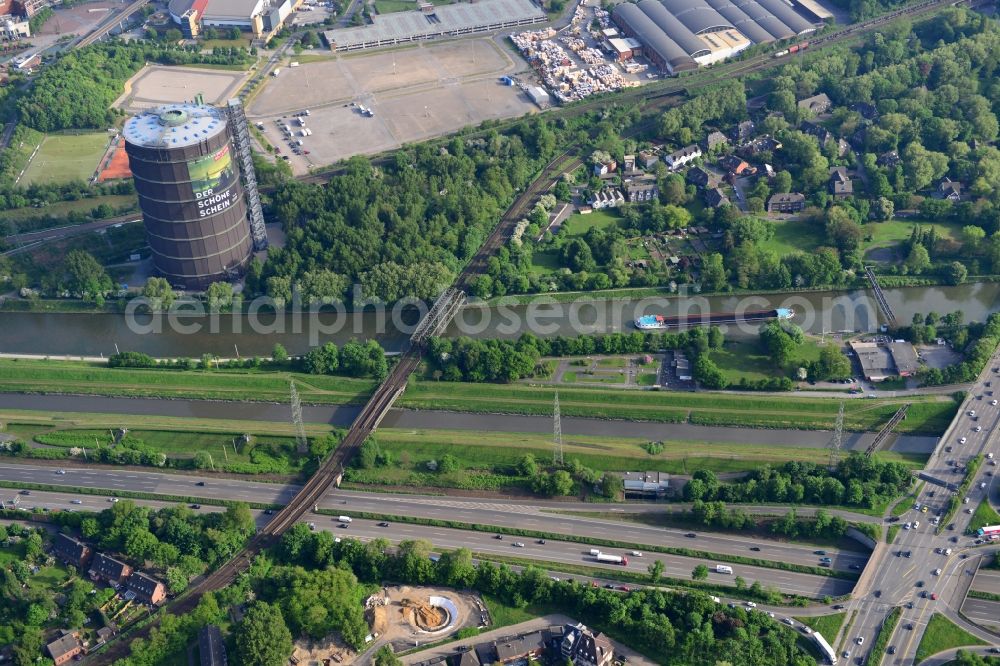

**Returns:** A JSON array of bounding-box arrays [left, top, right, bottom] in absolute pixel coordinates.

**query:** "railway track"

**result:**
[[74, 0, 152, 50]]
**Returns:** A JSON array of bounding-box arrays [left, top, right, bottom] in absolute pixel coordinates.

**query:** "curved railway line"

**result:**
[[87, 0, 971, 661]]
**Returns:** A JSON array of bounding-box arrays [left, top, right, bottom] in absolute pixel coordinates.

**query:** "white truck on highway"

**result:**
[[595, 553, 629, 566], [716, 565, 734, 574], [337, 515, 352, 523]]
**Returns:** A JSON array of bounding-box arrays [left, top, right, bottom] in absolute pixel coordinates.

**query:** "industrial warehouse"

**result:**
[[611, 0, 829, 74], [167, 0, 298, 38]]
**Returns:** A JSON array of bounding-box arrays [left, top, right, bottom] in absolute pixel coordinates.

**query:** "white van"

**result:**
[[338, 515, 352, 523]]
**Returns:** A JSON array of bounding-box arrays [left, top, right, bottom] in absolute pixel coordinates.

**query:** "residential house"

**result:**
[[850, 102, 878, 120], [448, 650, 482, 666], [797, 92, 832, 115], [704, 130, 728, 151], [127, 571, 167, 605], [718, 155, 755, 181], [767, 192, 806, 213], [739, 134, 782, 157], [622, 154, 637, 173], [575, 630, 614, 666], [198, 625, 227, 666], [45, 631, 82, 666], [90, 553, 133, 586], [731, 120, 755, 142], [593, 160, 617, 177], [829, 167, 853, 198], [477, 631, 548, 664], [935, 177, 962, 201], [687, 165, 713, 188], [561, 624, 614, 666], [705, 187, 730, 208], [638, 149, 658, 169], [800, 120, 834, 145], [589, 188, 624, 209], [665, 144, 702, 170], [876, 150, 901, 168], [624, 178, 659, 203], [95, 627, 115, 647], [52, 533, 92, 569]]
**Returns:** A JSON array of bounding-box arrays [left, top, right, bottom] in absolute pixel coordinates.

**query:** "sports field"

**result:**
[[20, 132, 111, 185]]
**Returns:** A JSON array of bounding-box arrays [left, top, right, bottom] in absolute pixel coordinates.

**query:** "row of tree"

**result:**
[[683, 455, 913, 509]]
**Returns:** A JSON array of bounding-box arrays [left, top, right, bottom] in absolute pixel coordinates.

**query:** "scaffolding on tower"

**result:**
[[227, 98, 268, 251]]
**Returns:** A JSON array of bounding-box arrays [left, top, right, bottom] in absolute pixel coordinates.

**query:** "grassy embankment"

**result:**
[[399, 379, 958, 433], [969, 498, 1000, 533], [914, 613, 986, 663], [0, 359, 376, 404], [794, 612, 846, 644]]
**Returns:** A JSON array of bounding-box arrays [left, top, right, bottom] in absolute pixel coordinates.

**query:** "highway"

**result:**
[[971, 569, 1000, 595], [0, 463, 870, 574], [839, 350, 1000, 665]]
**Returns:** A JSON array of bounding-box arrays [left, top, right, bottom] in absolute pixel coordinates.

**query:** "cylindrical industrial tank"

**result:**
[[124, 104, 252, 290]]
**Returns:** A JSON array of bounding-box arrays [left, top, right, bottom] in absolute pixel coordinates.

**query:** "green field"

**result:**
[[398, 378, 958, 434], [0, 359, 376, 405], [21, 133, 111, 186], [794, 612, 845, 644], [914, 613, 986, 663], [759, 219, 820, 256], [710, 338, 825, 383]]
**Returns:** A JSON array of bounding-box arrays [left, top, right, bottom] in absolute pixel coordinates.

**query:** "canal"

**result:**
[[0, 282, 997, 357]]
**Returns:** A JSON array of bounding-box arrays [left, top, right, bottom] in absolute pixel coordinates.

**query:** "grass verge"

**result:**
[[969, 497, 1000, 533], [914, 613, 986, 663], [869, 606, 901, 664], [887, 526, 900, 544], [967, 590, 1000, 602], [314, 508, 858, 579], [399, 379, 957, 434], [794, 612, 846, 644]]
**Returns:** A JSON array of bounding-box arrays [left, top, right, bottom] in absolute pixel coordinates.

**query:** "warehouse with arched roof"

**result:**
[[612, 0, 822, 72], [611, 2, 696, 73], [660, 0, 733, 35]]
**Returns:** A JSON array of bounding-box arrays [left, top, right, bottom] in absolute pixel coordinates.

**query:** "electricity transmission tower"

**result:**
[[828, 402, 845, 467], [553, 392, 563, 466], [290, 381, 308, 454]]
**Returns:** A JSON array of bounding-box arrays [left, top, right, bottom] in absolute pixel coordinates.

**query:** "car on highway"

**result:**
[[914, 521, 920, 529], [916, 580, 924, 587], [56, 470, 65, 475], [989, 452, 995, 459], [308, 522, 316, 531], [959, 437, 967, 444], [512, 542, 524, 548], [968, 410, 976, 416], [905, 551, 912, 558], [856, 637, 864, 646], [685, 533, 697, 538], [930, 593, 938, 600], [70, 499, 82, 505], [921, 506, 928, 513], [904, 522, 912, 529], [783, 618, 794, 626], [338, 523, 349, 529], [538, 540, 547, 545], [190, 504, 201, 509], [19, 490, 30, 495], [820, 557, 832, 563], [494, 535, 503, 540], [745, 602, 757, 608], [264, 509, 274, 515], [992, 399, 998, 406], [377, 522, 389, 527], [887, 647, 896, 655], [843, 651, 851, 659], [933, 568, 941, 576], [814, 550, 827, 555], [195, 481, 205, 486], [906, 623, 914, 630], [629, 550, 642, 556], [964, 497, 971, 504], [749, 547, 761, 552], [974, 426, 982, 432], [832, 604, 845, 610]]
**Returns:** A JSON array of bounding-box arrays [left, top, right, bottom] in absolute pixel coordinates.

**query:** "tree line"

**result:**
[[683, 455, 913, 509]]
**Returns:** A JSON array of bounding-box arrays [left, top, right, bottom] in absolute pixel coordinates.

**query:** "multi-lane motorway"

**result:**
[[841, 351, 1000, 665]]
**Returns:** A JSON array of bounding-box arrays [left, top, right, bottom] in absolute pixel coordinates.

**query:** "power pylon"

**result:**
[[828, 402, 845, 468], [553, 392, 563, 466], [290, 381, 308, 454]]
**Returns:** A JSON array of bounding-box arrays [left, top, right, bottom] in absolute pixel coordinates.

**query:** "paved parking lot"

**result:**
[[247, 38, 535, 172]]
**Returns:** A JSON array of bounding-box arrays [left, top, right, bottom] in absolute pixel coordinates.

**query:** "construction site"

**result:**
[[289, 585, 484, 664]]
